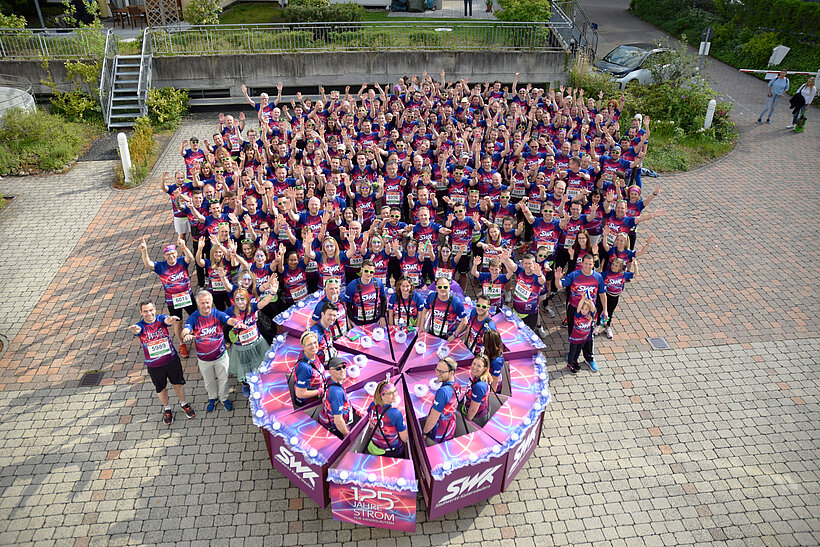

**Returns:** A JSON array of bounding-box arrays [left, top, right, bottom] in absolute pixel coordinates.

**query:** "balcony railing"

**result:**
[[147, 21, 564, 56]]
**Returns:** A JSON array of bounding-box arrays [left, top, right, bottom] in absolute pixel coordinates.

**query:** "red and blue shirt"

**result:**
[[367, 402, 407, 451], [184, 309, 231, 361], [153, 259, 192, 306], [135, 316, 177, 368]]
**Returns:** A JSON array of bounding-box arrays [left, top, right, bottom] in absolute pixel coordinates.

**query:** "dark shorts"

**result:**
[[167, 301, 197, 320], [147, 356, 186, 393]]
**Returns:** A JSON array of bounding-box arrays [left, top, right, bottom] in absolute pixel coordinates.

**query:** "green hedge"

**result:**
[[629, 0, 819, 102], [282, 3, 364, 23]]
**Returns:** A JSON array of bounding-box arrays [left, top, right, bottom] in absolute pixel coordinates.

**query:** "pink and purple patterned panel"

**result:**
[[492, 308, 547, 359], [329, 451, 417, 532], [401, 332, 474, 373], [274, 293, 323, 337]]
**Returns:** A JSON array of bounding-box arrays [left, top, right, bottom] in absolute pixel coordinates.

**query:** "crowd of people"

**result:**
[[129, 71, 663, 436]]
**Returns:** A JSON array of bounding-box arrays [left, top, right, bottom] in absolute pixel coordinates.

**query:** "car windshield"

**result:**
[[603, 46, 649, 69]]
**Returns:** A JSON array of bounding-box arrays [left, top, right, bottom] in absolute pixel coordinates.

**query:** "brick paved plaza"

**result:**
[[0, 10, 818, 547]]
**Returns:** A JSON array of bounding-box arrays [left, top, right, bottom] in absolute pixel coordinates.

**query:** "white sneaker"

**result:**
[[605, 327, 613, 339], [504, 292, 512, 304], [593, 325, 602, 336], [545, 303, 556, 318], [536, 325, 547, 338], [786, 124, 795, 129]]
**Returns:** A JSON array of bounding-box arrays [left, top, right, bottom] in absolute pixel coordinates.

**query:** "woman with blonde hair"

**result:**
[[366, 379, 409, 457], [293, 330, 325, 407], [789, 77, 816, 131]]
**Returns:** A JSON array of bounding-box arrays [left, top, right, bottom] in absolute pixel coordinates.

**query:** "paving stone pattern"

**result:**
[[0, 13, 819, 547]]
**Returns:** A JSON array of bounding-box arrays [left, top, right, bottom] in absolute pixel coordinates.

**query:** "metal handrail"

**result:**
[[99, 29, 117, 124], [148, 21, 566, 56], [0, 27, 106, 60], [137, 26, 152, 117]]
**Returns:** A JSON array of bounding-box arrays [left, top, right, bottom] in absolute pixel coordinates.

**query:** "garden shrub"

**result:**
[[128, 116, 156, 186], [147, 87, 189, 130], [0, 108, 89, 175], [496, 0, 551, 22], [184, 0, 222, 25]]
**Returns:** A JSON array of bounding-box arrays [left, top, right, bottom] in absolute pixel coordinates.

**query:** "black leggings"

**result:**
[[596, 293, 620, 326], [211, 291, 230, 311], [568, 338, 594, 365]]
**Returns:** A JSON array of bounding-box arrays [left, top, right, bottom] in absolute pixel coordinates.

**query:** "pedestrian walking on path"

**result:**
[[758, 69, 790, 124]]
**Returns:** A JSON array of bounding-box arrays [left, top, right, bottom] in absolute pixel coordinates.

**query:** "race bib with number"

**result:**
[[238, 326, 259, 344], [211, 279, 225, 292], [291, 285, 308, 301], [527, 201, 542, 214], [146, 338, 171, 359], [172, 292, 193, 309], [306, 260, 318, 273], [606, 231, 617, 246], [564, 236, 576, 250], [349, 256, 363, 267], [386, 192, 401, 205], [483, 284, 502, 299], [567, 187, 580, 198], [513, 282, 532, 302], [435, 268, 453, 281]]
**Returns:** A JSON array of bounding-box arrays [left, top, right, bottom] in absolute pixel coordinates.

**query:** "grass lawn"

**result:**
[[643, 124, 735, 173], [219, 2, 473, 23]]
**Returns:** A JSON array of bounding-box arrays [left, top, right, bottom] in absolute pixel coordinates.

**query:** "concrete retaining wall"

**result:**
[[3, 50, 568, 99], [153, 51, 568, 96]]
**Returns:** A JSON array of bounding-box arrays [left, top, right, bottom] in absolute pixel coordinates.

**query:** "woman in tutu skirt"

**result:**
[[227, 288, 275, 397]]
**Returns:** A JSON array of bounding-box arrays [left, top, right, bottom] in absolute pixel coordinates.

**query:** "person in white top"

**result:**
[[788, 77, 816, 130]]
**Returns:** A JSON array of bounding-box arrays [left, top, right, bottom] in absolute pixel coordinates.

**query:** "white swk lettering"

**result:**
[[510, 423, 538, 476], [439, 464, 501, 504], [275, 446, 319, 489]]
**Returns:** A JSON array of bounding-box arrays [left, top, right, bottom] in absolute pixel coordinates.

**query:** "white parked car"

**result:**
[[593, 43, 673, 88]]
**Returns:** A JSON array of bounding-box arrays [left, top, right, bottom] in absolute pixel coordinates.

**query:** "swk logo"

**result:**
[[439, 464, 501, 504], [510, 423, 538, 476], [275, 446, 319, 489]]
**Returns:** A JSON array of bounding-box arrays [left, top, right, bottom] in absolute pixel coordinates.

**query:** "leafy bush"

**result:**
[[740, 31, 779, 68], [0, 11, 26, 28], [0, 108, 89, 175], [569, 55, 621, 100], [50, 90, 99, 122], [496, 0, 551, 22], [283, 2, 364, 23], [127, 116, 156, 186], [147, 87, 189, 130], [184, 0, 222, 25], [629, 0, 820, 102]]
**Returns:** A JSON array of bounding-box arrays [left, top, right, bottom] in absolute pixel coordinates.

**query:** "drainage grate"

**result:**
[[646, 337, 670, 350], [79, 371, 103, 387]]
